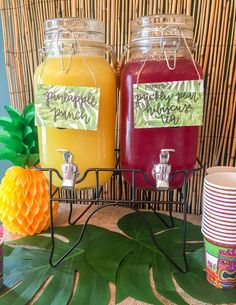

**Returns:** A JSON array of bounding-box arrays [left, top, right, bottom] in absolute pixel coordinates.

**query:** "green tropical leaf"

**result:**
[[0, 148, 18, 164], [23, 131, 35, 150], [23, 125, 33, 138], [23, 103, 34, 117], [70, 256, 109, 305], [116, 250, 161, 304], [2, 226, 110, 305], [0, 130, 25, 153], [25, 112, 35, 127], [1, 213, 236, 305], [22, 126, 38, 153], [14, 154, 29, 167], [0, 148, 37, 167], [23, 104, 35, 127], [26, 153, 39, 167], [0, 149, 27, 167], [4, 105, 24, 125], [0, 104, 38, 167], [0, 118, 23, 139], [152, 254, 188, 305], [24, 140, 34, 152], [30, 142, 39, 154]]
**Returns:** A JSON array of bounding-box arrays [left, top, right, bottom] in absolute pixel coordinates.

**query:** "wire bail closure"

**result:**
[[57, 29, 77, 73], [106, 44, 118, 72], [135, 25, 201, 86], [39, 46, 47, 61], [38, 27, 100, 89], [160, 25, 181, 71]]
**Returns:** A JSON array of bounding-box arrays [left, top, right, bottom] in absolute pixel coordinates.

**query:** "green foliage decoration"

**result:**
[[0, 103, 39, 168], [1, 212, 236, 305]]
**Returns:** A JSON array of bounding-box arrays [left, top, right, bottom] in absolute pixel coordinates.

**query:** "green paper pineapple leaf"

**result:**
[[0, 103, 39, 167], [0, 103, 58, 236]]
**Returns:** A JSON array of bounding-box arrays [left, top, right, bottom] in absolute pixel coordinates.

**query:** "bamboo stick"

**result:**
[[152, 0, 157, 14], [213, 0, 230, 163], [206, 0, 221, 165], [216, 2, 235, 165]]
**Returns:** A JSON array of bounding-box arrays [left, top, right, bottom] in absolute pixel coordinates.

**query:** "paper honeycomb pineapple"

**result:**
[[0, 104, 58, 235]]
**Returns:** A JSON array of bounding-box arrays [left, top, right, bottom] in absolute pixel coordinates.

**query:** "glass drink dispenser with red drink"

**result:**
[[120, 15, 204, 189]]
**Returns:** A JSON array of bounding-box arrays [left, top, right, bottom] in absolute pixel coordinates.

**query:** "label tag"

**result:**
[[35, 84, 100, 130], [133, 80, 204, 128]]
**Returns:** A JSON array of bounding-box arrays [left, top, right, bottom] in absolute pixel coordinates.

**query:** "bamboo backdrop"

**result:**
[[0, 0, 235, 214]]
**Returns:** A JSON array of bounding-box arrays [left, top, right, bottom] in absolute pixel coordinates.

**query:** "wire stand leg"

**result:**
[[143, 190, 174, 229], [49, 201, 188, 272], [43, 163, 203, 271], [150, 207, 174, 228], [49, 170, 56, 267], [68, 187, 103, 225], [168, 190, 174, 227], [68, 202, 94, 225], [180, 173, 189, 273]]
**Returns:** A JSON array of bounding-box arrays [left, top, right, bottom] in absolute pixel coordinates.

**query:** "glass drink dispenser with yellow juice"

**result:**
[[34, 18, 116, 188]]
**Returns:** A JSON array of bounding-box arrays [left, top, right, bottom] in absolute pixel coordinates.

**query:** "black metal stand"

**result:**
[[37, 159, 203, 273]]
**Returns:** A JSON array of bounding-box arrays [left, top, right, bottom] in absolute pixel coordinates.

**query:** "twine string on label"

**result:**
[[37, 29, 61, 85], [136, 35, 158, 87], [160, 26, 181, 71], [180, 30, 202, 81], [106, 45, 118, 70], [114, 45, 129, 86], [76, 37, 98, 90]]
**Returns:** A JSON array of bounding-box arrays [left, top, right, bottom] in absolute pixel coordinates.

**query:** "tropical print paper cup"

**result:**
[[204, 238, 236, 289]]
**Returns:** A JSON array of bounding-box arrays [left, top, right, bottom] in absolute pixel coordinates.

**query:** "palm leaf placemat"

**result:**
[[1, 212, 236, 305]]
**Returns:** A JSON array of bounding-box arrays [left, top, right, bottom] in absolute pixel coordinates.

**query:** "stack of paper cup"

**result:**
[[206, 166, 236, 175], [201, 171, 236, 289]]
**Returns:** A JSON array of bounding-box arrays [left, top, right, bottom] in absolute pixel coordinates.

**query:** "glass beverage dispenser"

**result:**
[[34, 18, 116, 188], [120, 15, 204, 189]]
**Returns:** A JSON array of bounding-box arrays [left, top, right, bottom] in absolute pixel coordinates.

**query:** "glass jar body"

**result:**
[[120, 16, 203, 189], [34, 22, 116, 188]]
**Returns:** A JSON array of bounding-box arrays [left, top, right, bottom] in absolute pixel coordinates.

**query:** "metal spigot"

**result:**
[[57, 149, 79, 188], [152, 149, 175, 190]]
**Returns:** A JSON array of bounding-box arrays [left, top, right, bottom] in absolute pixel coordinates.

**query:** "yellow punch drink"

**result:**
[[34, 18, 116, 188]]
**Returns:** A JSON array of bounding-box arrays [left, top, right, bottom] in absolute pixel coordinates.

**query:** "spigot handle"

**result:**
[[57, 149, 72, 163], [160, 149, 175, 163], [57, 149, 79, 188], [161, 149, 176, 153]]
